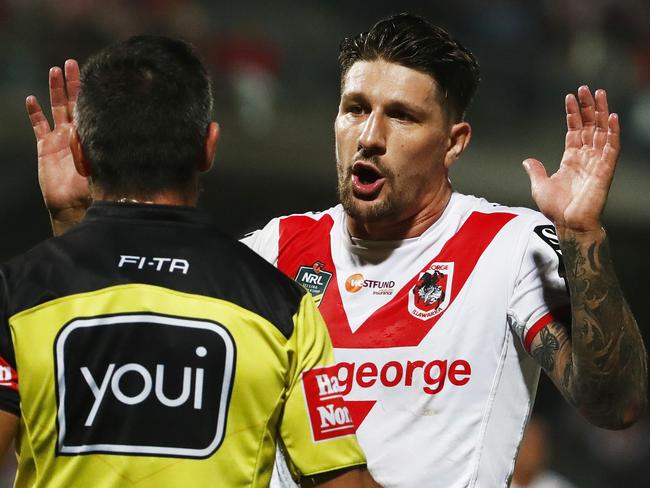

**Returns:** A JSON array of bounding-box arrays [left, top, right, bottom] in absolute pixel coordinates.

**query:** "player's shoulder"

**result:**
[[241, 206, 341, 258], [279, 206, 341, 222], [245, 206, 341, 235], [456, 193, 562, 264], [450, 193, 558, 256], [456, 192, 552, 228]]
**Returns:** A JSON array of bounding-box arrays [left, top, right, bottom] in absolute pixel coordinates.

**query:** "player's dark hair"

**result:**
[[75, 35, 213, 197], [338, 13, 480, 122]]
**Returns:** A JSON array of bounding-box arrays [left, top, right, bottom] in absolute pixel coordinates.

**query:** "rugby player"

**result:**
[[29, 14, 647, 488], [4, 35, 380, 487]]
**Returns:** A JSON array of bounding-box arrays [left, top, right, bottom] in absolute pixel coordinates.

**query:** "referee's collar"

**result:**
[[84, 201, 213, 226]]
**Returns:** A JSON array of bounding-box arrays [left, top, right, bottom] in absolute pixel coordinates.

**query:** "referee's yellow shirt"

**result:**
[[0, 203, 365, 487]]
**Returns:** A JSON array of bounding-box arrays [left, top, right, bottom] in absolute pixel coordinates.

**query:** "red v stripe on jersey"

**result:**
[[322, 212, 517, 348], [347, 400, 376, 429], [278, 211, 516, 348]]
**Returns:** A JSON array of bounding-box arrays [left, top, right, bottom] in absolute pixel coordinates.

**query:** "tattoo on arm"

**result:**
[[562, 361, 573, 392], [532, 328, 559, 373], [538, 231, 648, 428], [532, 320, 576, 407]]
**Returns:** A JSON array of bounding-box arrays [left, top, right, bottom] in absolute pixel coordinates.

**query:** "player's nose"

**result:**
[[357, 111, 386, 155]]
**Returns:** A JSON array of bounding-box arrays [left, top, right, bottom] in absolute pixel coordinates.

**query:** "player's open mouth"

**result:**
[[352, 161, 385, 199]]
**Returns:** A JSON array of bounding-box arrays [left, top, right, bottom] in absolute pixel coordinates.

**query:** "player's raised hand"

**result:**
[[522, 86, 619, 236], [26, 59, 91, 235]]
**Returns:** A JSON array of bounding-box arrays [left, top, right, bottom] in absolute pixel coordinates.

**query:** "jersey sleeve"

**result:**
[[280, 292, 366, 480], [507, 219, 570, 355], [0, 272, 19, 416], [240, 218, 281, 266]]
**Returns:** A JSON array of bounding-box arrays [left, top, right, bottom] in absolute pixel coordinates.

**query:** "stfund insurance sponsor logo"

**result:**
[[54, 313, 235, 458], [344, 273, 395, 295]]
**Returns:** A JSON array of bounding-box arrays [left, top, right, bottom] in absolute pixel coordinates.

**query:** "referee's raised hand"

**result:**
[[26, 59, 91, 236], [522, 86, 619, 241]]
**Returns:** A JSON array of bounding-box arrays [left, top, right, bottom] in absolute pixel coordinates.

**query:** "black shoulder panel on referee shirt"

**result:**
[[0, 203, 305, 339]]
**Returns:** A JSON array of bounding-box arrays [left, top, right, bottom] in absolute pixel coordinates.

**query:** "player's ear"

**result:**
[[69, 128, 92, 177], [444, 121, 471, 169], [200, 121, 220, 173]]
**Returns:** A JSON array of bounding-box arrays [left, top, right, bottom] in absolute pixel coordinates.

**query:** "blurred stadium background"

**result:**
[[0, 0, 649, 486]]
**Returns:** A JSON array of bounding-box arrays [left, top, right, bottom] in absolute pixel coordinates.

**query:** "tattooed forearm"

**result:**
[[555, 228, 647, 429], [562, 362, 573, 393], [533, 320, 577, 407], [532, 328, 560, 373]]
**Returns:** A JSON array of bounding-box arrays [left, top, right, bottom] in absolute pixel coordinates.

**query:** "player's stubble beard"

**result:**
[[336, 157, 405, 224]]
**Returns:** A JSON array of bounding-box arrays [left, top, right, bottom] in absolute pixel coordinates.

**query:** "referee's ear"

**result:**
[[69, 128, 91, 178], [200, 121, 220, 173]]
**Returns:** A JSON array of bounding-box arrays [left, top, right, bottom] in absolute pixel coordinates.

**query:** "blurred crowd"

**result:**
[[0, 1, 649, 486], [1, 0, 650, 150]]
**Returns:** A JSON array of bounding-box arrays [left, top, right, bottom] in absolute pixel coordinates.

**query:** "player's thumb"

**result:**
[[522, 158, 547, 192]]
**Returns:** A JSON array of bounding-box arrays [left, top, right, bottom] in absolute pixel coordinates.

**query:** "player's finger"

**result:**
[[49, 66, 70, 126], [26, 95, 51, 140], [64, 59, 81, 116], [593, 89, 609, 151], [565, 94, 582, 149], [602, 113, 620, 169], [577, 85, 596, 147]]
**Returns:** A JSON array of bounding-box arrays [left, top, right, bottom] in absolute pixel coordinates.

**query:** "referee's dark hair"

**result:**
[[74, 35, 213, 198], [338, 13, 481, 123]]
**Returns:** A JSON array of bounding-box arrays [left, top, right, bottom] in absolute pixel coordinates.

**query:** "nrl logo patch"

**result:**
[[408, 262, 454, 321], [295, 261, 333, 306]]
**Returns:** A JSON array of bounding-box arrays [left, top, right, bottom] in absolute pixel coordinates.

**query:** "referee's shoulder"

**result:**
[[214, 230, 306, 297], [198, 227, 309, 338], [0, 233, 63, 282]]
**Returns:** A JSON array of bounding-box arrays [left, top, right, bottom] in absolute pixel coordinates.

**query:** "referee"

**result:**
[[1, 36, 378, 487]]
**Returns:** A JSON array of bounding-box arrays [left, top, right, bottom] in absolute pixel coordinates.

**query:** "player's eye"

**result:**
[[387, 109, 414, 122], [346, 104, 364, 115]]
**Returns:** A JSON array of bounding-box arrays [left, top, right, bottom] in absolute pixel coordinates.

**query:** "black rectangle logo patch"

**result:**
[[55, 313, 235, 458]]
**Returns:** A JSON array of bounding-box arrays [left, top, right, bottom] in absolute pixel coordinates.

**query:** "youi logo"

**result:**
[[54, 313, 236, 458]]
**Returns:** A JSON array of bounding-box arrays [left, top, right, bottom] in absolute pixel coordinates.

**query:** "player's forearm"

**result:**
[[49, 206, 88, 236], [559, 226, 647, 429]]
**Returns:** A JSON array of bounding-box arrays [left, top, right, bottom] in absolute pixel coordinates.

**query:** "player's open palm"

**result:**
[[523, 86, 619, 234], [26, 59, 90, 218]]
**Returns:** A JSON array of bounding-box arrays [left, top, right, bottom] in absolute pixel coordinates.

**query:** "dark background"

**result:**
[[1, 0, 649, 486]]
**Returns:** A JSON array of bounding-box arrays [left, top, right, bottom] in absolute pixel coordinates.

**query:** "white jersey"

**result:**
[[242, 193, 569, 488]]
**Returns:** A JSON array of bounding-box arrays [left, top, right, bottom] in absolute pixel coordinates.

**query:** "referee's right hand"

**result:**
[[26, 59, 91, 236]]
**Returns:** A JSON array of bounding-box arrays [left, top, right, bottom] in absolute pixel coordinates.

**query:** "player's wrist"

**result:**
[[554, 224, 606, 244]]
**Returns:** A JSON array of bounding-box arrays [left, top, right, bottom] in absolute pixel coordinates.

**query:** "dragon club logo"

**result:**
[[408, 262, 454, 320]]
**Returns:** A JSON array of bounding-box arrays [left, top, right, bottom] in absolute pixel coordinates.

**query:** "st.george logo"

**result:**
[[295, 261, 333, 306], [408, 262, 454, 320], [54, 313, 236, 458]]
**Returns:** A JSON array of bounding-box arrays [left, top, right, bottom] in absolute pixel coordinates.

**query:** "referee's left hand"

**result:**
[[522, 86, 619, 240]]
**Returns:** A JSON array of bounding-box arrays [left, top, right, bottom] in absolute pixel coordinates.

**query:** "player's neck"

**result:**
[[346, 186, 453, 241]]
